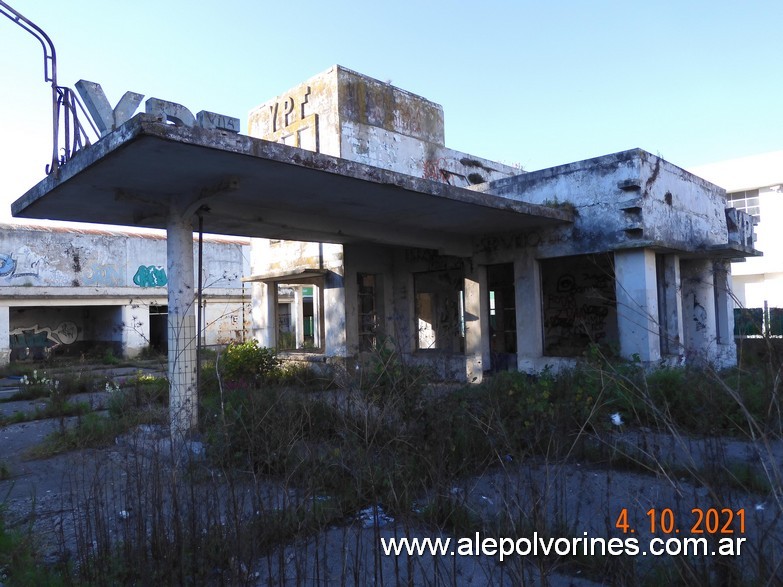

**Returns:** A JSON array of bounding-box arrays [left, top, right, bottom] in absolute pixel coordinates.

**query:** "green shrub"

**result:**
[[101, 348, 121, 365], [220, 340, 280, 385]]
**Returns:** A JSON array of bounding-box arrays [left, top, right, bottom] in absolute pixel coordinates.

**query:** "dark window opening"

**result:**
[[487, 263, 517, 371], [358, 273, 383, 352], [149, 305, 168, 354], [541, 254, 618, 357], [414, 269, 464, 353]]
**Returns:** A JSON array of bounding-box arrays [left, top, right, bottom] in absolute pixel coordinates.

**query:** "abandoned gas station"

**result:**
[[12, 65, 759, 434]]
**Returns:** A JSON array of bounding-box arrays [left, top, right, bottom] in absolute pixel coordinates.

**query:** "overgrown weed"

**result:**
[[6, 338, 783, 584]]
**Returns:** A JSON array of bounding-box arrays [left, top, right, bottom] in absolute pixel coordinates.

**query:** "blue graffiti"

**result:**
[[0, 251, 41, 279], [0, 254, 16, 277], [82, 264, 124, 286], [133, 265, 168, 288]]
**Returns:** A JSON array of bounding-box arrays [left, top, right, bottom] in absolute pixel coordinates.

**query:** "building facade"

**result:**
[[246, 66, 757, 380], [0, 223, 250, 363], [690, 151, 782, 335]]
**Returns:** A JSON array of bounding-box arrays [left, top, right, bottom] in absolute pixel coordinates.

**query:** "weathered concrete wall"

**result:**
[[250, 240, 344, 357], [250, 65, 517, 186], [342, 245, 395, 356], [0, 223, 250, 361], [0, 225, 247, 291], [246, 69, 755, 377], [249, 68, 342, 157], [247, 66, 521, 370], [474, 150, 738, 259], [469, 150, 748, 369]]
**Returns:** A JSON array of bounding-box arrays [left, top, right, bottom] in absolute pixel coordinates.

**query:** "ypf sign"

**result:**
[[75, 80, 240, 136]]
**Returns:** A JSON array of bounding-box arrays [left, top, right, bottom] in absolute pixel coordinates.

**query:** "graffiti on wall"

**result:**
[[0, 252, 41, 280], [10, 321, 79, 359], [82, 264, 124, 286], [422, 157, 485, 187], [422, 157, 449, 182], [542, 256, 617, 357], [133, 265, 168, 288]]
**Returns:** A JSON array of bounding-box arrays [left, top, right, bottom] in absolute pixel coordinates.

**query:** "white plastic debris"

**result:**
[[610, 412, 624, 426], [357, 504, 394, 528]]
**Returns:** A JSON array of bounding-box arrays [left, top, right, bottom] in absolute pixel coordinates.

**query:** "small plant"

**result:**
[[11, 370, 53, 401], [101, 348, 121, 365], [220, 340, 280, 385], [27, 412, 133, 458], [0, 504, 66, 585]]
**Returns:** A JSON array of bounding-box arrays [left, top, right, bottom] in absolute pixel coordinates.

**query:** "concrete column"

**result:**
[[121, 304, 150, 358], [515, 253, 544, 372], [713, 260, 738, 367], [657, 254, 684, 358], [0, 306, 10, 366], [167, 212, 197, 436], [294, 287, 305, 348], [251, 281, 276, 347], [680, 259, 718, 364], [324, 271, 347, 357], [614, 249, 661, 363], [343, 269, 360, 356], [463, 264, 486, 383], [313, 283, 323, 350], [395, 263, 417, 355]]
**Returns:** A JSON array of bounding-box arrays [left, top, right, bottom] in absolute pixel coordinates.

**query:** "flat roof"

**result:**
[[0, 221, 250, 245], [12, 115, 572, 255]]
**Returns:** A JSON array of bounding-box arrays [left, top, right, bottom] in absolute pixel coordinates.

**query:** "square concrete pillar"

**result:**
[[294, 287, 305, 349], [167, 213, 198, 436], [514, 253, 544, 372], [614, 249, 661, 363], [656, 254, 684, 358], [713, 260, 738, 367], [324, 270, 347, 357], [251, 281, 277, 347], [680, 258, 719, 364], [463, 264, 487, 383], [390, 250, 416, 355], [0, 306, 9, 366], [121, 304, 150, 358]]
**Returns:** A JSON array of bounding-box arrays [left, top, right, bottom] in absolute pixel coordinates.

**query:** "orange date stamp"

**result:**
[[615, 508, 745, 535]]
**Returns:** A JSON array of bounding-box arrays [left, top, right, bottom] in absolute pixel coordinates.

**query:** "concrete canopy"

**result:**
[[12, 115, 572, 252]]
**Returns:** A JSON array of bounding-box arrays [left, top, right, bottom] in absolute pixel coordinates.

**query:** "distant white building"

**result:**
[[691, 152, 783, 335]]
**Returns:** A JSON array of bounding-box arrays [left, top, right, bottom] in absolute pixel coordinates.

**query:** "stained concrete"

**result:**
[[11, 114, 572, 257]]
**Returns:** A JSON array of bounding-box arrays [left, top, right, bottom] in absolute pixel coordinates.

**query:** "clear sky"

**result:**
[[1, 0, 781, 220]]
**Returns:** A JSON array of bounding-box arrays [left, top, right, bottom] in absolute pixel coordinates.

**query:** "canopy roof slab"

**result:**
[[11, 115, 572, 254]]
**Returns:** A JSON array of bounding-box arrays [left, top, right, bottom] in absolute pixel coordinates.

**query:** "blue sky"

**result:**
[[1, 0, 781, 219]]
